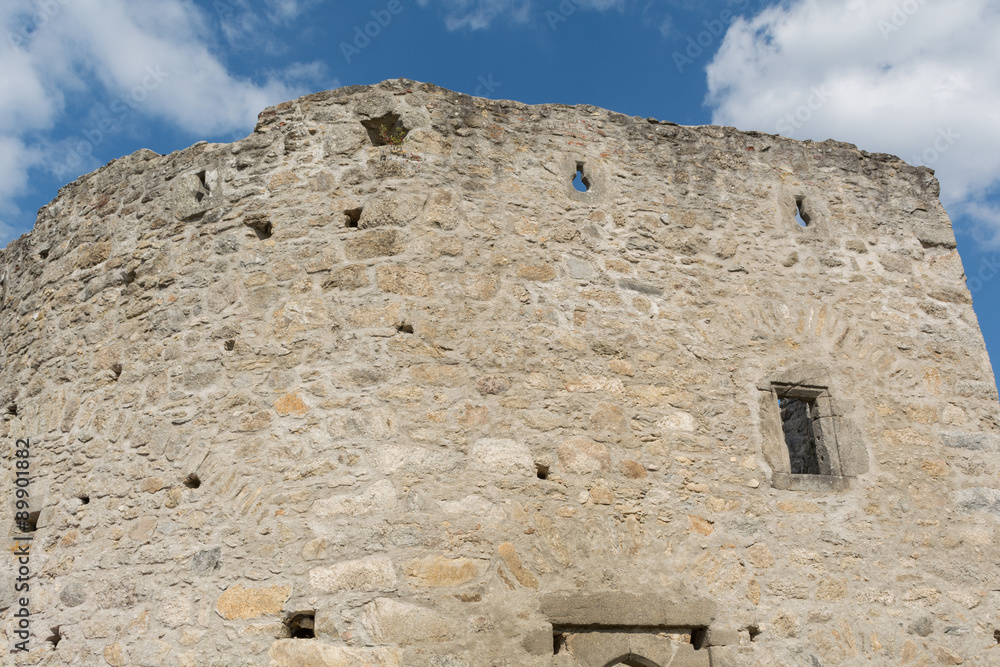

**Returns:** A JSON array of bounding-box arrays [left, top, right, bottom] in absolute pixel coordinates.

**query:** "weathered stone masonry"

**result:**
[[1, 78, 999, 666]]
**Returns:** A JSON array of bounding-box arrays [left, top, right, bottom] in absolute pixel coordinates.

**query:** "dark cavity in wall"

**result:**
[[780, 397, 820, 474], [286, 612, 315, 639], [45, 626, 61, 649], [19, 511, 39, 533], [396, 322, 414, 334], [185, 473, 201, 489], [111, 363, 122, 380], [244, 213, 273, 240], [39, 248, 49, 260], [690, 627, 708, 650], [195, 170, 209, 203], [795, 197, 811, 228], [224, 339, 236, 351], [361, 113, 408, 147], [344, 208, 363, 228], [78, 496, 90, 505], [573, 162, 591, 192], [536, 463, 549, 480]]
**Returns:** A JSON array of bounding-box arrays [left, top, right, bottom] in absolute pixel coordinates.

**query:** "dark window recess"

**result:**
[[794, 197, 811, 228], [224, 339, 236, 351], [344, 208, 363, 228], [396, 322, 414, 334], [286, 612, 315, 639], [195, 170, 209, 203], [779, 397, 821, 474], [79, 495, 90, 505], [184, 473, 201, 489], [244, 214, 273, 240], [690, 627, 708, 650], [39, 248, 49, 260], [6, 402, 16, 416], [361, 113, 408, 147], [994, 629, 999, 644], [536, 463, 549, 480], [572, 162, 591, 192], [552, 632, 567, 655], [18, 511, 39, 533], [45, 626, 61, 648], [748, 625, 763, 642]]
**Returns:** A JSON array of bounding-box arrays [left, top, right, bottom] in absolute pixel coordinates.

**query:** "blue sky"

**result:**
[[3, 0, 999, 385]]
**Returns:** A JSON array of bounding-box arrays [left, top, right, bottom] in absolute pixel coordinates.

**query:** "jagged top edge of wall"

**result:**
[[5, 77, 940, 256]]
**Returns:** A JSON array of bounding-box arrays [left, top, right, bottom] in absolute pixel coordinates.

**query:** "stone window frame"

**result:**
[[758, 369, 866, 492]]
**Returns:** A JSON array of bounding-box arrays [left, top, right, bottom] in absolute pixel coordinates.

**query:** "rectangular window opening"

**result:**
[[779, 396, 821, 475]]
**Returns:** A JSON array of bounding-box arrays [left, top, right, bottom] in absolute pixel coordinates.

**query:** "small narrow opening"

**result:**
[[344, 208, 363, 228], [690, 627, 708, 650], [78, 496, 90, 505], [123, 269, 137, 286], [45, 626, 61, 648], [39, 248, 49, 260], [396, 322, 414, 334], [111, 363, 123, 379], [196, 170, 209, 191], [286, 612, 315, 639], [361, 113, 408, 147], [779, 396, 820, 475], [224, 339, 236, 351], [18, 511, 39, 533], [994, 629, 999, 644], [553, 632, 566, 655], [572, 162, 591, 192], [184, 473, 201, 489], [748, 625, 762, 642], [536, 463, 549, 480], [794, 197, 810, 228], [6, 403, 16, 416], [245, 216, 273, 240]]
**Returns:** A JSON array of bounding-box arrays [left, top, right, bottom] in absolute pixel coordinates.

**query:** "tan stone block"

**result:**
[[104, 642, 125, 666], [309, 556, 397, 593], [348, 303, 400, 327], [274, 392, 309, 417], [558, 437, 611, 473], [920, 459, 950, 477], [497, 543, 538, 589], [140, 476, 164, 493], [933, 646, 963, 665], [469, 438, 533, 476], [375, 265, 432, 296], [403, 555, 488, 587], [777, 500, 822, 514], [816, 578, 847, 601], [362, 598, 455, 645], [268, 640, 401, 667], [517, 264, 556, 281], [464, 273, 500, 300], [215, 584, 291, 620], [410, 363, 466, 386], [589, 479, 615, 505], [311, 480, 397, 518], [565, 375, 625, 393], [620, 459, 647, 479], [658, 412, 696, 432], [688, 515, 714, 536], [609, 359, 634, 376], [344, 229, 405, 260], [746, 543, 774, 568], [322, 265, 369, 290]]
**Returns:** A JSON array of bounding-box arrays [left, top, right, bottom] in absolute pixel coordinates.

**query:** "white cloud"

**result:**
[[705, 0, 1000, 242], [417, 0, 622, 30], [0, 0, 330, 246]]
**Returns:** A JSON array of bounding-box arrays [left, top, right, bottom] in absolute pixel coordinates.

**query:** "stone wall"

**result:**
[[1, 79, 999, 666]]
